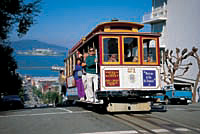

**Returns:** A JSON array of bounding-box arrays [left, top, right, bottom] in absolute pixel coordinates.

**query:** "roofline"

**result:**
[[69, 22, 145, 54], [88, 22, 144, 38], [99, 21, 144, 29]]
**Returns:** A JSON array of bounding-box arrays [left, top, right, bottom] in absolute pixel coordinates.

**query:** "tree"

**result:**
[[0, 0, 41, 41], [163, 48, 194, 84], [32, 86, 42, 98], [0, 0, 41, 96], [191, 47, 200, 102], [45, 91, 59, 104], [0, 44, 22, 95], [163, 47, 200, 103]]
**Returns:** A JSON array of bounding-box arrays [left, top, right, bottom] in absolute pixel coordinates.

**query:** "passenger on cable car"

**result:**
[[108, 54, 117, 62], [132, 56, 138, 62], [147, 56, 153, 62], [85, 48, 99, 102], [59, 70, 66, 97], [74, 58, 85, 101]]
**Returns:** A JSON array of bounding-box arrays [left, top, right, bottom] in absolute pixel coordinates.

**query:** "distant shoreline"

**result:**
[[16, 48, 65, 56], [15, 51, 65, 77]]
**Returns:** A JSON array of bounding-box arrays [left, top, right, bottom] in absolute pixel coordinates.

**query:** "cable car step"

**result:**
[[107, 102, 151, 112]]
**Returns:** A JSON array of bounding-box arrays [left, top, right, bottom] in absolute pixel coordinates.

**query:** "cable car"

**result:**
[[65, 21, 165, 112]]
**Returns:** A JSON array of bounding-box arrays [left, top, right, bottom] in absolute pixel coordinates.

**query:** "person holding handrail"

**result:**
[[85, 48, 99, 102], [74, 58, 85, 101]]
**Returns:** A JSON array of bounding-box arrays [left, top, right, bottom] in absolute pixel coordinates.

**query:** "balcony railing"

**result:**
[[143, 12, 152, 23], [143, 6, 167, 24]]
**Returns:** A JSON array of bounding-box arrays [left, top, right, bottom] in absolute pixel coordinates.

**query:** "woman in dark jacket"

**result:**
[[74, 58, 85, 100]]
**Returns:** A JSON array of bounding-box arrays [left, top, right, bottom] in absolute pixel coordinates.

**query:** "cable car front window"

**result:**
[[103, 38, 119, 63], [124, 37, 139, 63], [143, 39, 157, 63]]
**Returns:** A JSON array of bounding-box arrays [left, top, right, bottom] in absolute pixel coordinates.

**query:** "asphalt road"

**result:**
[[0, 103, 200, 134]]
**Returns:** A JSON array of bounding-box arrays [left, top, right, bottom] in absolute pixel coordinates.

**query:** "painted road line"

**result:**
[[138, 130, 148, 133], [73, 111, 92, 114], [195, 128, 200, 131], [171, 108, 186, 111], [0, 112, 68, 118], [80, 130, 138, 134], [79, 127, 195, 134], [0, 111, 91, 118], [56, 108, 73, 113], [150, 114, 200, 133], [174, 128, 191, 132], [152, 129, 169, 133]]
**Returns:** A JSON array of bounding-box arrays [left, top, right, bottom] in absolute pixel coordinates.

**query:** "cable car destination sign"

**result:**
[[105, 70, 120, 87], [143, 70, 156, 87]]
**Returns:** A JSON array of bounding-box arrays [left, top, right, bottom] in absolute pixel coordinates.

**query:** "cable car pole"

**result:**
[[94, 42, 98, 102]]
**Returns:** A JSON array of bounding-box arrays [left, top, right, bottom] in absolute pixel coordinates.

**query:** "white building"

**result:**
[[143, 0, 167, 49], [142, 0, 200, 102], [142, 0, 200, 81]]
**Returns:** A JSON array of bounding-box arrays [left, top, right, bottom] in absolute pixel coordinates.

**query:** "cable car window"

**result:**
[[103, 38, 119, 63], [143, 39, 156, 63], [67, 58, 70, 77], [124, 37, 139, 63], [70, 56, 73, 75]]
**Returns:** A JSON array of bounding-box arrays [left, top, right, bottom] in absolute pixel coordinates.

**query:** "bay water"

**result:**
[[15, 54, 66, 77]]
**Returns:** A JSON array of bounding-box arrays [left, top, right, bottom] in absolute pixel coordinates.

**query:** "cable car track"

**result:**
[[127, 114, 182, 134], [109, 114, 158, 134], [107, 113, 200, 134], [137, 114, 200, 134]]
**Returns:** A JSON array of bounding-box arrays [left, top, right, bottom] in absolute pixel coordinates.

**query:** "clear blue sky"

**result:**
[[12, 0, 152, 48]]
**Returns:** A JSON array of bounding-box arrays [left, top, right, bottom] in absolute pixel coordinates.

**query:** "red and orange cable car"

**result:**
[[65, 21, 164, 112]]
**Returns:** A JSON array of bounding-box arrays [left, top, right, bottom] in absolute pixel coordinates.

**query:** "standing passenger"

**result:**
[[74, 58, 85, 101], [85, 48, 98, 102], [59, 70, 66, 97]]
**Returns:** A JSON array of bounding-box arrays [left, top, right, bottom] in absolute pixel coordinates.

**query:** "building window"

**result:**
[[123, 37, 139, 63], [103, 37, 120, 64], [153, 0, 167, 8], [152, 22, 165, 33], [143, 39, 157, 63]]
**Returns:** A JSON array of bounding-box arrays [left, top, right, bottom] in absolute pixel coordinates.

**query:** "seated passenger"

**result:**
[[108, 54, 117, 62], [147, 56, 152, 62], [132, 56, 138, 62]]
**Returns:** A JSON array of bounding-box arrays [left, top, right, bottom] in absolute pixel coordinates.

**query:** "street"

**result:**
[[0, 103, 200, 134]]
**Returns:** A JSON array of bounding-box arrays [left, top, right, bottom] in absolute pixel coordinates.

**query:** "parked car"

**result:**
[[163, 85, 192, 104], [154, 84, 192, 105], [2, 95, 24, 110]]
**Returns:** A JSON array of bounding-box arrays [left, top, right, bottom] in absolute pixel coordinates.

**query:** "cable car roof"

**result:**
[[68, 21, 160, 55]]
